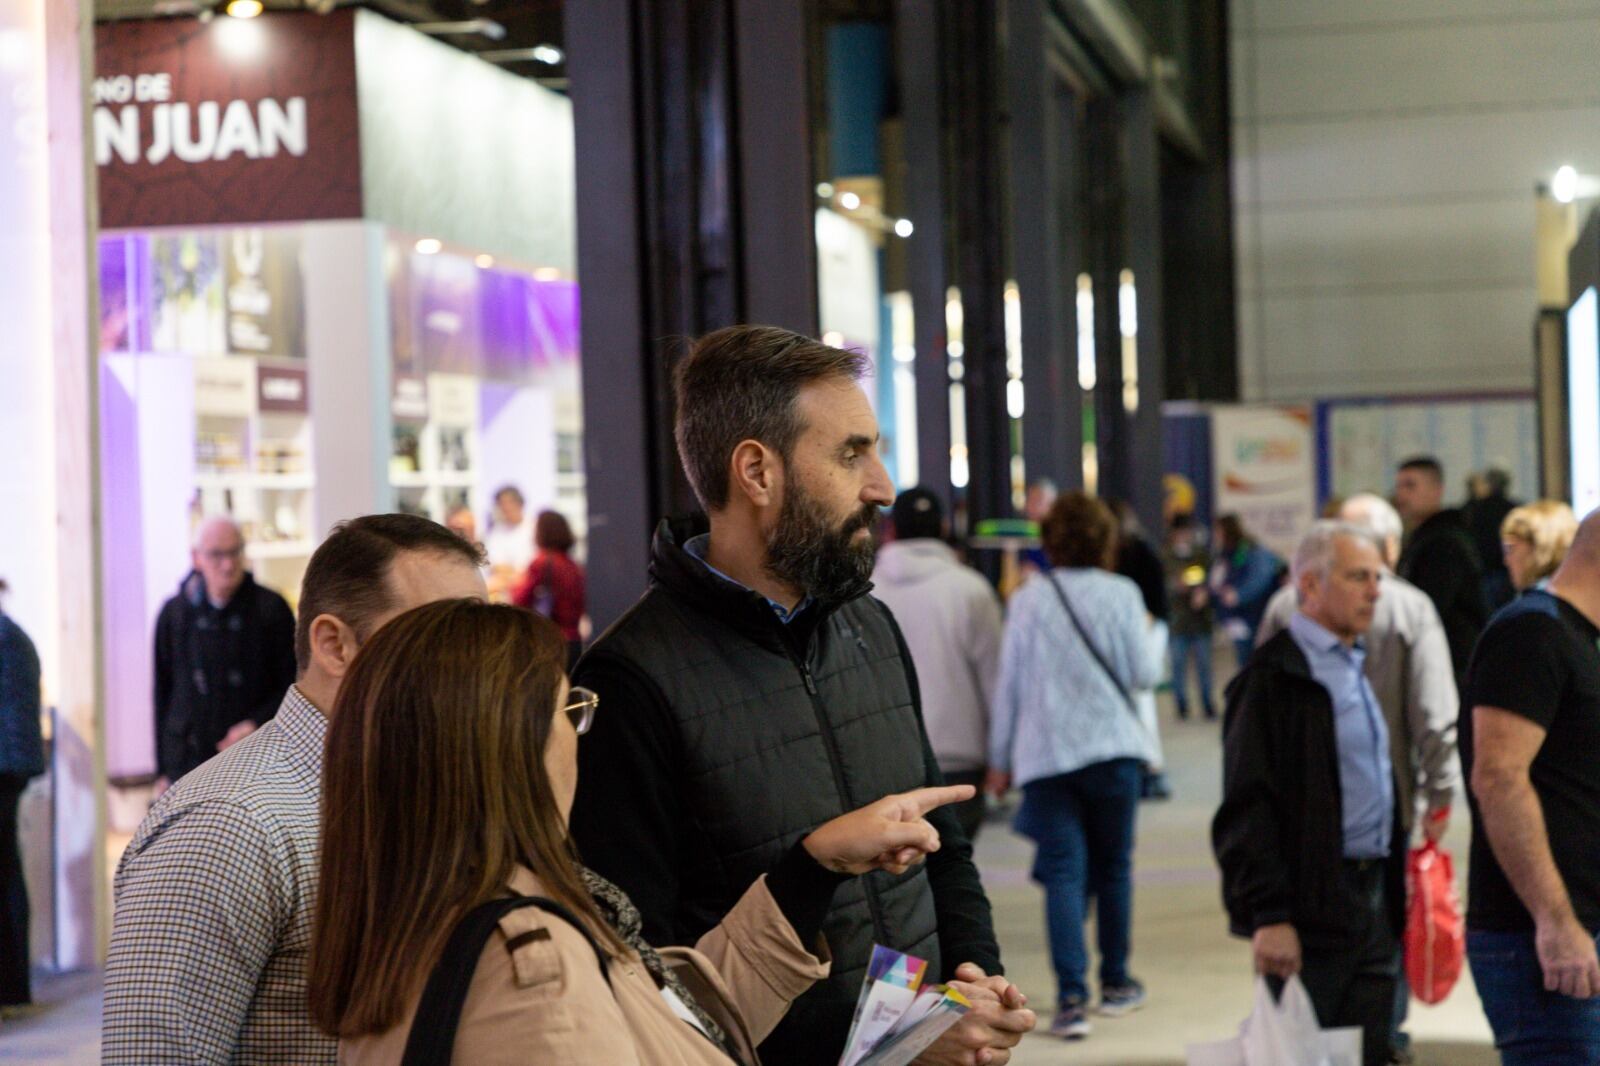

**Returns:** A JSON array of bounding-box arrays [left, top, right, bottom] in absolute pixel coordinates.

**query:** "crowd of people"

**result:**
[[0, 322, 1591, 1065]]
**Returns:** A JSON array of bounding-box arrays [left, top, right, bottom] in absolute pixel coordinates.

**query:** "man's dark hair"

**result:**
[[674, 325, 870, 511], [294, 514, 484, 675], [1485, 466, 1512, 496], [1169, 513, 1196, 533], [1398, 456, 1444, 483], [1041, 492, 1120, 569], [494, 485, 525, 507], [891, 487, 944, 541]]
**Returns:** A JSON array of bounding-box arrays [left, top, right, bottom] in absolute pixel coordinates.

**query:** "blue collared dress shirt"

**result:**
[[1288, 612, 1394, 859], [684, 533, 812, 624]]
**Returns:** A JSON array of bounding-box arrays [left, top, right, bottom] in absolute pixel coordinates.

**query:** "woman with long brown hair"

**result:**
[[310, 599, 971, 1064]]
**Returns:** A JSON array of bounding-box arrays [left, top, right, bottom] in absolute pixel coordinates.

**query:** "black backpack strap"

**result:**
[[400, 894, 614, 1066]]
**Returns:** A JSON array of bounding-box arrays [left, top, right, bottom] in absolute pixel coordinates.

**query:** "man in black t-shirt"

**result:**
[[1462, 510, 1600, 1064]]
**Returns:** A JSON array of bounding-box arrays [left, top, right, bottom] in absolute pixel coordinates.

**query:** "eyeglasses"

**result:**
[[563, 686, 599, 736]]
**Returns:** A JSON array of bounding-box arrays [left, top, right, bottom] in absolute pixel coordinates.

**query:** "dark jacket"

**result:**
[[1463, 492, 1517, 580], [1213, 631, 1405, 949], [1215, 542, 1283, 636], [1165, 545, 1214, 637], [152, 571, 296, 783], [569, 521, 1001, 1066], [1117, 534, 1171, 623], [1398, 509, 1487, 684], [0, 613, 45, 780]]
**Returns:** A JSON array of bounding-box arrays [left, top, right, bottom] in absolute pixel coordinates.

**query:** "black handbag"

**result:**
[[399, 895, 612, 1066]]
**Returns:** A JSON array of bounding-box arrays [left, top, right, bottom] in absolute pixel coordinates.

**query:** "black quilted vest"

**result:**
[[590, 522, 940, 1066]]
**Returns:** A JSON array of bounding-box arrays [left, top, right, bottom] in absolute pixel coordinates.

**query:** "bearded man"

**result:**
[[570, 326, 1033, 1066]]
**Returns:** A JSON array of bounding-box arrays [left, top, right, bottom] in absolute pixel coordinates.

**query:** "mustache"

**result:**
[[838, 505, 880, 538]]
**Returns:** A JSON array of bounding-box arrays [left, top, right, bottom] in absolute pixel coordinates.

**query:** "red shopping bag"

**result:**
[[1404, 841, 1464, 1004]]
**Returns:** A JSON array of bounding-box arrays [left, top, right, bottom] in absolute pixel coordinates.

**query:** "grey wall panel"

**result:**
[[1255, 285, 1537, 396], [1242, 108, 1600, 207], [1245, 0, 1600, 33], [1249, 18, 1600, 120], [1251, 198, 1534, 292]]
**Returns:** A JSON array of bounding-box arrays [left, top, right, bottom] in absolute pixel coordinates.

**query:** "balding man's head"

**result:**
[[1557, 509, 1600, 577], [192, 516, 247, 606], [1339, 493, 1403, 570]]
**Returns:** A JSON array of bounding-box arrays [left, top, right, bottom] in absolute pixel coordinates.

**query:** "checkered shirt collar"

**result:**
[[276, 684, 329, 776]]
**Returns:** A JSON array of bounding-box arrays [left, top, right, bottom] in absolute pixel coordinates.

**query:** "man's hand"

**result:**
[[983, 770, 1011, 798], [1423, 805, 1450, 845], [913, 963, 1034, 1066], [1220, 587, 1240, 609], [1536, 912, 1600, 998], [802, 785, 974, 876], [217, 720, 257, 752], [1252, 922, 1301, 978]]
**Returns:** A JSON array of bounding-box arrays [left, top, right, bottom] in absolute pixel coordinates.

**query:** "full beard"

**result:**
[[764, 483, 879, 607]]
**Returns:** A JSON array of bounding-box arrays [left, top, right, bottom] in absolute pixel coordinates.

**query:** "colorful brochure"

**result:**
[[838, 946, 971, 1066]]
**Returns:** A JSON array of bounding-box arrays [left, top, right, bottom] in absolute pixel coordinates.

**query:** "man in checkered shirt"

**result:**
[[103, 515, 487, 1064]]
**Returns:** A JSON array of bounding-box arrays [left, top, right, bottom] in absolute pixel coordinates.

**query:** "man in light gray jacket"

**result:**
[[873, 487, 1003, 842], [1257, 492, 1461, 1065]]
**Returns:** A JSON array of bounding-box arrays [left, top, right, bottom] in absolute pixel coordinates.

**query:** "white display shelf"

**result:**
[[247, 539, 316, 560], [389, 471, 431, 488], [197, 472, 314, 492]]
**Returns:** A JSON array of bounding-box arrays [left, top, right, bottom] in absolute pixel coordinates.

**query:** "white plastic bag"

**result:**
[[1242, 977, 1361, 1066], [1186, 978, 1361, 1066]]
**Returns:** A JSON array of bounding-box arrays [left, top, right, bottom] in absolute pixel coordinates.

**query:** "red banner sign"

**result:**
[[94, 11, 362, 228]]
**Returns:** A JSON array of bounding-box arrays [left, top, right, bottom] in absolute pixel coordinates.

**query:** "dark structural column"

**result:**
[[1088, 89, 1166, 537], [896, 0, 953, 512], [1007, 0, 1082, 494], [569, 0, 817, 629], [944, 0, 1013, 533], [1120, 88, 1168, 537]]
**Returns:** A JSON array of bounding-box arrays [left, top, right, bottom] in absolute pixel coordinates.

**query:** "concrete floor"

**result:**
[[986, 701, 1496, 1066], [1, 695, 1498, 1065]]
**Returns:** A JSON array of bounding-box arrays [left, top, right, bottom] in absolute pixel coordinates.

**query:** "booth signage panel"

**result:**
[[194, 356, 257, 418], [1211, 405, 1316, 563], [225, 228, 306, 357], [428, 373, 477, 426], [391, 373, 429, 423], [94, 11, 362, 227], [258, 364, 309, 414]]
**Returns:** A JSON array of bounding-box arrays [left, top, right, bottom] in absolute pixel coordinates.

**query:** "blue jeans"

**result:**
[[1169, 633, 1216, 717], [1015, 759, 1141, 1005], [1469, 929, 1600, 1064]]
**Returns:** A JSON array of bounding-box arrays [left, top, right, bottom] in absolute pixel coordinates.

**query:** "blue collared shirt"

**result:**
[[683, 534, 811, 624], [1288, 612, 1394, 859]]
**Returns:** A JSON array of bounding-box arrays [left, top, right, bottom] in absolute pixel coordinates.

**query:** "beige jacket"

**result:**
[[340, 866, 830, 1066]]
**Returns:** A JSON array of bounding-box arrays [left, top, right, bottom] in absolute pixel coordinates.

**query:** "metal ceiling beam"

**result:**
[[1047, 0, 1207, 160]]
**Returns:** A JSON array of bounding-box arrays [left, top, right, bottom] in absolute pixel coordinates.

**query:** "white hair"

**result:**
[[1339, 493, 1403, 547], [192, 515, 243, 551], [1292, 520, 1379, 583]]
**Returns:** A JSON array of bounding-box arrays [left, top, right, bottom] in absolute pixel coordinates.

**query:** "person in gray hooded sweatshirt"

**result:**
[[871, 487, 1003, 842]]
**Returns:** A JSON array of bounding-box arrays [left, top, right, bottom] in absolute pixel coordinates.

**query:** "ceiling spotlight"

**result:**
[[414, 238, 443, 255], [532, 44, 564, 65], [225, 0, 263, 17], [474, 254, 495, 269], [1554, 165, 1579, 204], [893, 218, 914, 238], [839, 191, 861, 210], [816, 182, 835, 199]]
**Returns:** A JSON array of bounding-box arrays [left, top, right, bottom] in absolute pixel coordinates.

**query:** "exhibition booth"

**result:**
[[93, 9, 582, 785]]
